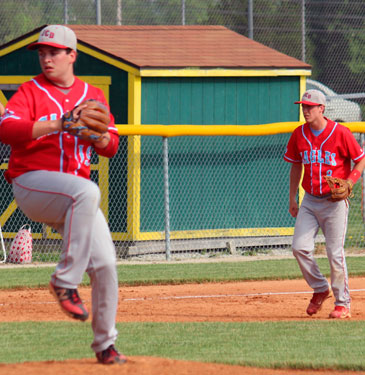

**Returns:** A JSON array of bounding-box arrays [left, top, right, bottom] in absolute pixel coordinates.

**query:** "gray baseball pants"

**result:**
[[12, 170, 118, 353], [292, 193, 350, 307]]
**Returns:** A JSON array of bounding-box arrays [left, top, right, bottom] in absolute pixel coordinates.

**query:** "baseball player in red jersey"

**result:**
[[0, 25, 126, 364], [284, 89, 365, 319]]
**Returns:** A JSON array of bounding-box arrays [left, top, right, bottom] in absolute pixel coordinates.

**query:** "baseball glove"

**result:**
[[62, 99, 110, 142], [324, 175, 354, 202]]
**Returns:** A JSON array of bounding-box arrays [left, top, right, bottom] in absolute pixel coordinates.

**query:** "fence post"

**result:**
[[182, 0, 186, 25], [96, 0, 101, 25], [301, 0, 306, 62], [248, 0, 253, 39], [64, 0, 69, 24], [163, 137, 171, 260]]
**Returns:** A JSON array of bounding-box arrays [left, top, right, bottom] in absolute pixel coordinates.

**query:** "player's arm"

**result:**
[[32, 118, 62, 138], [347, 157, 365, 186], [0, 102, 4, 117], [344, 128, 365, 187], [93, 129, 119, 157], [0, 86, 54, 144], [91, 103, 119, 157], [81, 91, 119, 157], [32, 102, 89, 139], [289, 163, 302, 218]]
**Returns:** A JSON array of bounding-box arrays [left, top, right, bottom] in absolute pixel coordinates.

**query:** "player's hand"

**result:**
[[0, 102, 4, 117], [289, 199, 299, 218]]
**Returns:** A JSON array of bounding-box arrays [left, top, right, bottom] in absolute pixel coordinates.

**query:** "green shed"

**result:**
[[0, 25, 311, 253]]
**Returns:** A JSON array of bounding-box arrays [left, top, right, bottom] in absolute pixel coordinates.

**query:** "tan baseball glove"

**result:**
[[62, 99, 110, 142], [324, 175, 354, 202]]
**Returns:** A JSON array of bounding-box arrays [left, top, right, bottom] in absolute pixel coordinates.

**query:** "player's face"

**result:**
[[38, 46, 76, 85], [302, 104, 325, 123]]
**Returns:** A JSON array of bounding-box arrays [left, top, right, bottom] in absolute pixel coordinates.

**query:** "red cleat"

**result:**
[[49, 282, 89, 321], [306, 288, 332, 316], [329, 306, 351, 319], [96, 345, 127, 364]]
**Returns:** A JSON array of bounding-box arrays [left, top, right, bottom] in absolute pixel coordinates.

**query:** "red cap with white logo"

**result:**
[[294, 89, 326, 106], [28, 25, 77, 51]]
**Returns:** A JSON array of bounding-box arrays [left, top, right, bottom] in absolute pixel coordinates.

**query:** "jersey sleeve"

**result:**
[[283, 127, 302, 164], [342, 126, 365, 164], [0, 84, 35, 145], [92, 88, 119, 158]]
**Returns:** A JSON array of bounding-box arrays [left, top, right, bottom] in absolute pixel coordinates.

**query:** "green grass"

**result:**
[[1, 321, 365, 370], [2, 256, 365, 289], [2, 258, 365, 370]]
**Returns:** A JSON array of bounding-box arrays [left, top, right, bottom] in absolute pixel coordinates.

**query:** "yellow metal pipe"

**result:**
[[116, 122, 365, 137]]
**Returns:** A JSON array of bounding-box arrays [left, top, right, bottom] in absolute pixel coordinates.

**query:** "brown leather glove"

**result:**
[[62, 99, 110, 142], [324, 175, 354, 202]]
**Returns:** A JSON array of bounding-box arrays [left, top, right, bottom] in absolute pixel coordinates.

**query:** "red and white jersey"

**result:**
[[0, 73, 119, 182], [284, 118, 365, 196]]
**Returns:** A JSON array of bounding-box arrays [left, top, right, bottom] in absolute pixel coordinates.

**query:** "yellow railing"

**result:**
[[115, 122, 365, 137]]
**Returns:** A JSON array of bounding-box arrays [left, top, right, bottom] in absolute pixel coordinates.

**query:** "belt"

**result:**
[[307, 193, 331, 199]]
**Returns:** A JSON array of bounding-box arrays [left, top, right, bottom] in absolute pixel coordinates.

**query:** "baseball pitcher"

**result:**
[[0, 25, 125, 364]]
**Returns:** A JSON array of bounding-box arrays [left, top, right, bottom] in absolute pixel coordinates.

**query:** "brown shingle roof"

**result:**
[[68, 25, 310, 70]]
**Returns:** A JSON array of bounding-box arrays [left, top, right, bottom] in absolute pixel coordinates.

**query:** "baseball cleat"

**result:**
[[49, 282, 89, 321], [306, 288, 332, 316], [329, 306, 351, 319], [96, 345, 127, 364]]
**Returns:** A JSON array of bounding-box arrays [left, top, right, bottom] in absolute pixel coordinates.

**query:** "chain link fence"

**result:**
[[0, 1, 365, 262], [1, 0, 365, 112], [0, 131, 364, 263]]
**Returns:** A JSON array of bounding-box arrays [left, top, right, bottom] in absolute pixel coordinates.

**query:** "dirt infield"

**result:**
[[2, 277, 365, 374]]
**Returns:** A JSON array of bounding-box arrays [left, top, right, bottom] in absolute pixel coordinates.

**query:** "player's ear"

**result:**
[[67, 49, 77, 63]]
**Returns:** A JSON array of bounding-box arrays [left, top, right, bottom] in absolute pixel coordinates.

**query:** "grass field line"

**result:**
[[2, 288, 365, 306]]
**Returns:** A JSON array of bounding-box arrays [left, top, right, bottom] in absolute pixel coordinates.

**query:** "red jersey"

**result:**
[[284, 118, 365, 196], [0, 73, 119, 182]]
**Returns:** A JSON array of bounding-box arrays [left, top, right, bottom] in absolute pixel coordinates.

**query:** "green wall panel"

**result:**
[[140, 76, 299, 233], [0, 47, 41, 76]]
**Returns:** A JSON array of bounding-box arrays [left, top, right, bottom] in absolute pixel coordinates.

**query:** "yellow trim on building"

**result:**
[[0, 91, 7, 105], [77, 44, 140, 76], [126, 73, 142, 241], [0, 76, 34, 84], [0, 75, 111, 85], [3, 231, 43, 240], [92, 78, 111, 220], [298, 75, 307, 123], [45, 227, 61, 240], [297, 76, 307, 203], [98, 157, 110, 219], [140, 68, 312, 78], [0, 35, 38, 57], [0, 200, 17, 228], [110, 227, 295, 242]]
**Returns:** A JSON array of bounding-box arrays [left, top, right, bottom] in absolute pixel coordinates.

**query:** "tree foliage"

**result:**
[[0, 0, 364, 96]]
